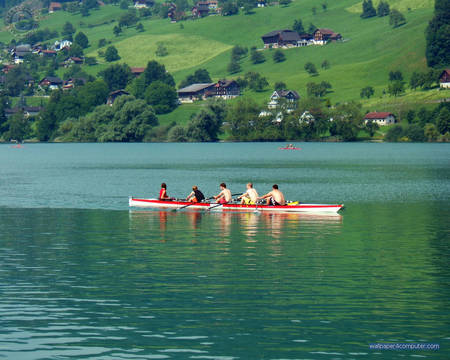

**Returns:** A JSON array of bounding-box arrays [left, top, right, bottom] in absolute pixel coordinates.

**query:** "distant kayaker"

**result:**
[[238, 183, 259, 205], [186, 186, 205, 203], [214, 183, 232, 204], [259, 184, 286, 206], [159, 183, 173, 201]]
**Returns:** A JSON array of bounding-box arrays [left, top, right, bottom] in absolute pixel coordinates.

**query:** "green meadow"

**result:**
[[1, 0, 447, 113]]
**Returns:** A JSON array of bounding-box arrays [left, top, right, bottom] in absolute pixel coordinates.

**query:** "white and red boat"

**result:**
[[129, 198, 343, 214], [279, 146, 301, 150]]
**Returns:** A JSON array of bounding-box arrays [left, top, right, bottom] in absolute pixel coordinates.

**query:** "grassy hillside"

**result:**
[[1, 0, 447, 111]]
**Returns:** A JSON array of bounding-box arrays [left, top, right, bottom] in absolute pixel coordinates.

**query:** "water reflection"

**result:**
[[128, 210, 342, 242]]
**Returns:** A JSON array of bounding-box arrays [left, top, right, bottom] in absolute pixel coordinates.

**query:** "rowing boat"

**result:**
[[129, 198, 343, 214], [279, 147, 301, 150]]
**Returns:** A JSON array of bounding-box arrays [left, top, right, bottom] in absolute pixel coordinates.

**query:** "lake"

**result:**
[[0, 142, 449, 359]]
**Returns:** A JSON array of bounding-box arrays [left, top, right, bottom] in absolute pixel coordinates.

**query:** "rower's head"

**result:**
[[272, 184, 278, 190], [161, 183, 167, 189], [192, 185, 198, 191], [247, 183, 253, 189], [220, 182, 226, 189]]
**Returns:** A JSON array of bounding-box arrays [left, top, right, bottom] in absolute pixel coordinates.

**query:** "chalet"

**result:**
[[210, 80, 240, 99], [63, 77, 87, 90], [53, 40, 72, 51], [49, 2, 62, 12], [206, 0, 218, 10], [261, 30, 302, 49], [257, 0, 266, 7], [364, 112, 396, 125], [131, 67, 145, 76], [63, 57, 84, 67], [2, 64, 15, 74], [39, 76, 63, 90], [5, 106, 42, 118], [134, 0, 154, 8], [313, 28, 342, 45], [40, 49, 57, 58], [11, 44, 32, 64], [177, 83, 215, 102], [107, 89, 130, 105], [439, 69, 450, 89], [268, 90, 300, 109], [192, 2, 209, 17]]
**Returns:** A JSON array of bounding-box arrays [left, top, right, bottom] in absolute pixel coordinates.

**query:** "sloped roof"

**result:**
[[178, 83, 215, 93], [364, 112, 394, 119]]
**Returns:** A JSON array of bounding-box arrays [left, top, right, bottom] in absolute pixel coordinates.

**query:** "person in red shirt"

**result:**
[[159, 183, 172, 200]]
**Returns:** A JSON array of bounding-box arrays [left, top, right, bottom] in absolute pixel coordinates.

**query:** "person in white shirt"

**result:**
[[238, 183, 259, 205]]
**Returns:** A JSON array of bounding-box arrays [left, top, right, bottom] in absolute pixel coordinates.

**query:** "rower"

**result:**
[[237, 183, 259, 205], [186, 186, 205, 203], [214, 183, 232, 204], [159, 183, 173, 201], [258, 184, 286, 206]]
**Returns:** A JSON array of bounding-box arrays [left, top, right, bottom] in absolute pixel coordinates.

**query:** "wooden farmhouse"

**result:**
[[211, 80, 240, 99], [313, 28, 342, 45], [364, 112, 396, 125], [261, 30, 303, 48], [49, 2, 62, 13], [39, 76, 63, 90], [177, 83, 216, 102], [439, 69, 450, 89], [107, 90, 130, 105]]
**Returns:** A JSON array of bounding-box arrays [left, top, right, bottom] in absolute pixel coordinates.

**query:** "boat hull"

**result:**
[[129, 198, 343, 214]]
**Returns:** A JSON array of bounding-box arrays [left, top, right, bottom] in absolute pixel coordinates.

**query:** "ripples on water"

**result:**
[[0, 143, 449, 359]]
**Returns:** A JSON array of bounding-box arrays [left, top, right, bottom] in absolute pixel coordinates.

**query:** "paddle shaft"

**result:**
[[173, 195, 215, 211]]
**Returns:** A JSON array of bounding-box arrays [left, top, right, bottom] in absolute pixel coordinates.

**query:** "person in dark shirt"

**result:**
[[186, 185, 205, 203]]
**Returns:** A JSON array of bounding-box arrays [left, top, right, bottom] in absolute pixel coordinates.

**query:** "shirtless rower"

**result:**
[[237, 183, 259, 204], [258, 184, 286, 206], [214, 183, 232, 204]]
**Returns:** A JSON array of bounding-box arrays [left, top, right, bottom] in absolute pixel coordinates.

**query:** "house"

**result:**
[[2, 64, 15, 74], [210, 80, 240, 99], [439, 69, 450, 89], [313, 28, 342, 45], [107, 89, 130, 105], [63, 77, 87, 90], [64, 57, 84, 67], [39, 76, 63, 90], [192, 2, 209, 17], [40, 49, 57, 58], [49, 2, 62, 12], [5, 106, 42, 118], [364, 112, 396, 125], [268, 90, 300, 110], [177, 83, 215, 102], [298, 110, 315, 123], [11, 44, 32, 64], [257, 0, 266, 7], [131, 67, 145, 76], [53, 40, 72, 51], [261, 30, 303, 48], [207, 0, 218, 10]]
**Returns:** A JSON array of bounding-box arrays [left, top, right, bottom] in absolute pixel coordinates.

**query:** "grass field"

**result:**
[[0, 0, 441, 117]]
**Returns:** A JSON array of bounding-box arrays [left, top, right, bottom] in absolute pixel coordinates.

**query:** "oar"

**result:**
[[172, 196, 215, 212], [206, 193, 242, 212]]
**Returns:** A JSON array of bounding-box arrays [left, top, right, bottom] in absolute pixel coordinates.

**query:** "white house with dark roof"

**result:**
[[364, 112, 396, 125], [268, 90, 300, 110]]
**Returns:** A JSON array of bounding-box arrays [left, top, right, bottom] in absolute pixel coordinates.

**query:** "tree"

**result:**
[[99, 64, 132, 91], [77, 79, 109, 113], [120, 0, 129, 9], [227, 59, 241, 74], [98, 38, 107, 47], [143, 60, 175, 87], [388, 80, 405, 97], [85, 57, 97, 66], [244, 72, 268, 92], [274, 81, 286, 92], [155, 42, 168, 57], [4, 66, 28, 96], [226, 98, 260, 139], [179, 69, 212, 88], [377, 1, 390, 16], [365, 120, 379, 137], [113, 25, 122, 37], [437, 107, 450, 134], [293, 19, 304, 35], [306, 81, 332, 97], [273, 50, 286, 63], [3, 113, 31, 142], [322, 3, 327, 11], [406, 124, 425, 142], [389, 9, 406, 28], [425, 0, 450, 67], [361, 0, 376, 18], [409, 71, 422, 90], [62, 21, 76, 41], [222, 2, 239, 16], [136, 22, 144, 32], [231, 45, 248, 61], [321, 59, 330, 69], [119, 10, 138, 28], [389, 70, 403, 81], [330, 102, 363, 141], [360, 86, 374, 99], [105, 46, 120, 62], [304, 62, 318, 76], [186, 109, 223, 142], [74, 31, 89, 49], [68, 43, 84, 58], [144, 81, 178, 114], [250, 49, 265, 64], [385, 125, 404, 142], [80, 6, 90, 17], [280, 0, 291, 6], [308, 23, 317, 34], [424, 123, 439, 141]]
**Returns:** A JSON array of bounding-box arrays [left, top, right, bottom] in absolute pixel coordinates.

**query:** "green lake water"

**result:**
[[0, 142, 449, 359]]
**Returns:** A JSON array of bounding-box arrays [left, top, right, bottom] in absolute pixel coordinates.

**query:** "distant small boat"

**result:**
[[279, 146, 301, 150]]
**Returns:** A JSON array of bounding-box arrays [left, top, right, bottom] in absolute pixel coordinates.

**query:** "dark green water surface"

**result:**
[[0, 143, 449, 359]]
